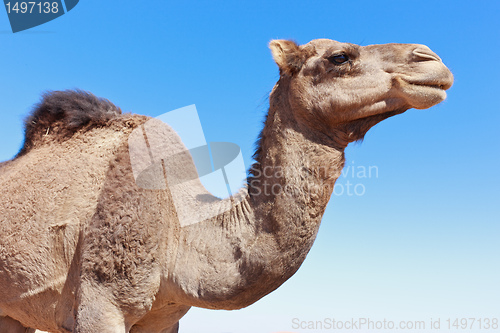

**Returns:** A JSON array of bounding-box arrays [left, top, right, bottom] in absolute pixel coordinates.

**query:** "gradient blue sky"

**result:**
[[1, 1, 499, 332]]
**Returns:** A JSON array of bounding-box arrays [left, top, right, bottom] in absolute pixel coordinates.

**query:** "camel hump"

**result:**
[[18, 90, 122, 156]]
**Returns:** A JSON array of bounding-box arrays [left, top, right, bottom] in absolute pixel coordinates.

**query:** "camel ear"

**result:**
[[269, 40, 305, 75]]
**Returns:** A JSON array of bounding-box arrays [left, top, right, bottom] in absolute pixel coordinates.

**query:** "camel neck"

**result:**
[[168, 85, 345, 309], [247, 94, 345, 241]]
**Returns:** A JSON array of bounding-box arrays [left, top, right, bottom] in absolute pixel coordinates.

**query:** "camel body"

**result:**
[[0, 39, 453, 332]]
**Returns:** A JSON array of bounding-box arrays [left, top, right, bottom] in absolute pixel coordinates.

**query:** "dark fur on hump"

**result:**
[[17, 89, 122, 157]]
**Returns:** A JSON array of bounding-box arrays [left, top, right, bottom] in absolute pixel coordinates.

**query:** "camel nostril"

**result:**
[[412, 46, 441, 62]]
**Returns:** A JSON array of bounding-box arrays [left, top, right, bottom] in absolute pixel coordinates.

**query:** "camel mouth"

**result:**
[[418, 83, 445, 90], [405, 80, 452, 91], [410, 83, 448, 101], [396, 77, 452, 110]]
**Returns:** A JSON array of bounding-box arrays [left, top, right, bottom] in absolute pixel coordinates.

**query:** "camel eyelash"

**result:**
[[327, 53, 350, 65]]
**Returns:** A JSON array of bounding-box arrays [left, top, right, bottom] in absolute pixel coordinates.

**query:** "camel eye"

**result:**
[[328, 53, 349, 65]]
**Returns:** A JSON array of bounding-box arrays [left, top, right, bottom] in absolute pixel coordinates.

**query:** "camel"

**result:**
[[0, 38, 453, 332]]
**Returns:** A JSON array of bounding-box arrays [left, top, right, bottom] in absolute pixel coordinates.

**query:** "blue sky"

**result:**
[[1, 1, 499, 332]]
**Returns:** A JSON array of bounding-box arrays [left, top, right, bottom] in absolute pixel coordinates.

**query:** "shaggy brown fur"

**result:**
[[0, 39, 453, 333], [18, 90, 122, 157]]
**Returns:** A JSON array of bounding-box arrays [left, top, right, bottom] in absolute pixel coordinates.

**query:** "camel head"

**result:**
[[269, 38, 454, 143]]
